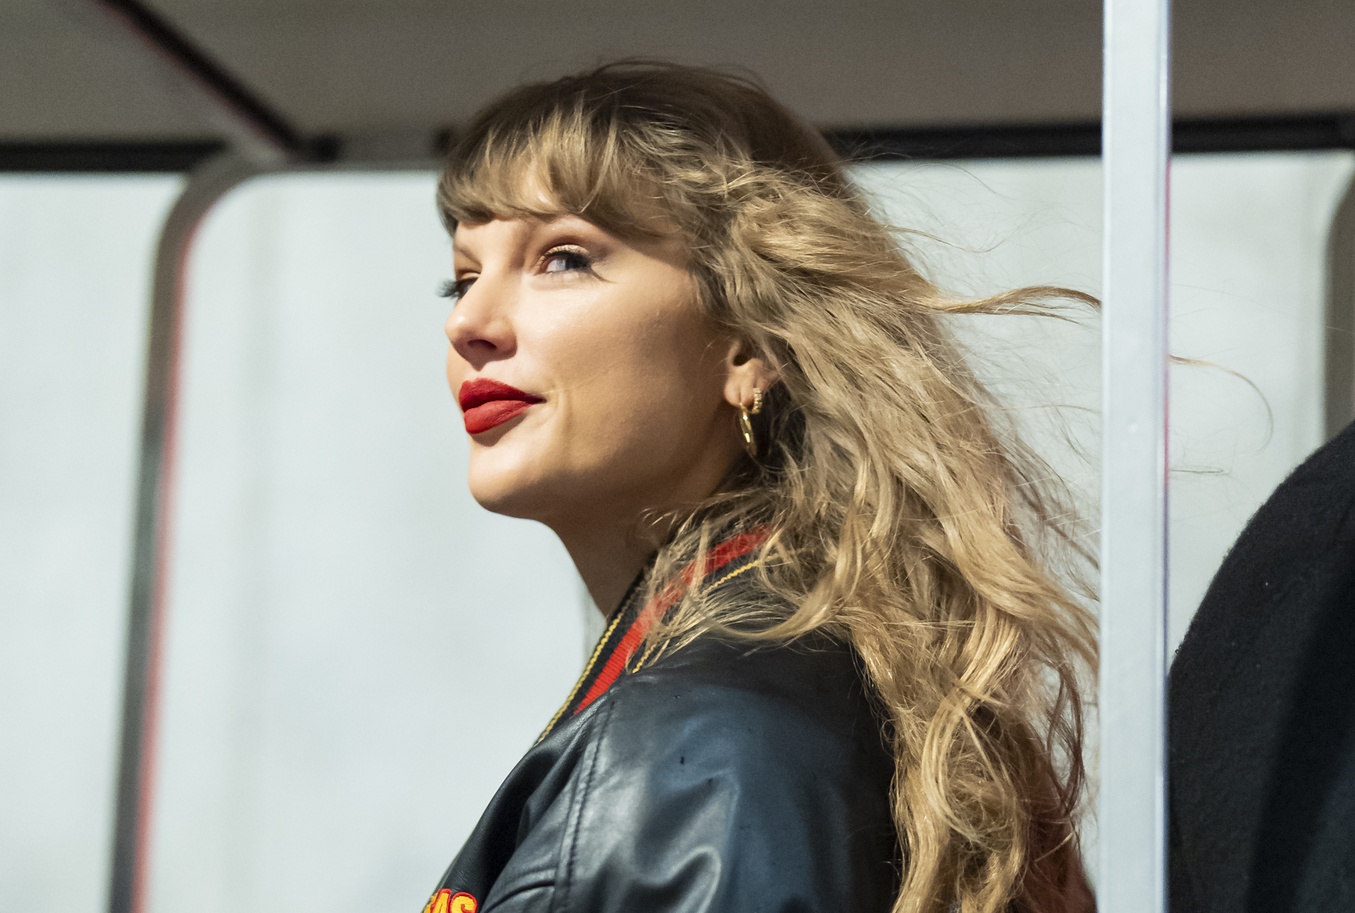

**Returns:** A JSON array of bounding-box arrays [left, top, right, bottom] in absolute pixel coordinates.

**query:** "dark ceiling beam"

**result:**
[[87, 0, 308, 161], [3, 113, 1353, 173]]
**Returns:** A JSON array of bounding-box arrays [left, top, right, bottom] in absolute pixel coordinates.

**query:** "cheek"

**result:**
[[550, 315, 725, 464]]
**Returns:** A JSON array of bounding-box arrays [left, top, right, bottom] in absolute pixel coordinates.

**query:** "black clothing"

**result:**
[[421, 541, 899, 913], [1169, 419, 1355, 912]]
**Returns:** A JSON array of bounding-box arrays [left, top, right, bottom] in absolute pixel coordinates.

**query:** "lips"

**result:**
[[458, 378, 544, 435]]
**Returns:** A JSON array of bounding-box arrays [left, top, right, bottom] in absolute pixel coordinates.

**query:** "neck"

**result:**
[[545, 452, 744, 615], [556, 521, 661, 616]]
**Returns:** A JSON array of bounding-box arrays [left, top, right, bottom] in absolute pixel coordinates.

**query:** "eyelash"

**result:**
[[438, 277, 473, 301], [438, 246, 595, 303]]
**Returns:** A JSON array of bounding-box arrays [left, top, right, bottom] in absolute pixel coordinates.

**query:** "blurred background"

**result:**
[[2, 2, 1353, 912]]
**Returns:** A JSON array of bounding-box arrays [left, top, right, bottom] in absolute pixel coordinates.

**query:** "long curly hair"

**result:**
[[438, 61, 1098, 913]]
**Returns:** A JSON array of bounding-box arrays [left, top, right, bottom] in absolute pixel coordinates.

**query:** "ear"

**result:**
[[721, 338, 780, 410]]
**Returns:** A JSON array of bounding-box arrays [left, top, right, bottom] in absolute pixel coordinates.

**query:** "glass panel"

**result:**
[[147, 173, 588, 913], [856, 150, 1355, 652], [1165, 152, 1353, 649], [139, 151, 1353, 913], [0, 173, 184, 913]]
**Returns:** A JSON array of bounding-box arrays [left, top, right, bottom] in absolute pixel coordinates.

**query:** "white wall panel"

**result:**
[[145, 173, 587, 913], [0, 174, 183, 913]]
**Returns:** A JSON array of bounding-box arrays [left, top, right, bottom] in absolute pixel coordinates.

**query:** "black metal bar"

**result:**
[[1174, 114, 1355, 154], [0, 141, 226, 172], [5, 114, 1352, 173], [829, 122, 1104, 160], [91, 0, 305, 156], [828, 112, 1355, 160]]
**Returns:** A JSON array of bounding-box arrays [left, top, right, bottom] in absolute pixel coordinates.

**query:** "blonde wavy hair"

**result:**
[[438, 62, 1098, 913]]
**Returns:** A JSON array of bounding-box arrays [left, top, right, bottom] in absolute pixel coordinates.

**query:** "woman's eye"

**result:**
[[542, 248, 593, 274], [438, 277, 476, 302]]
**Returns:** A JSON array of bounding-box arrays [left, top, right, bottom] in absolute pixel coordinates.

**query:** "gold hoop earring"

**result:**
[[739, 388, 763, 458]]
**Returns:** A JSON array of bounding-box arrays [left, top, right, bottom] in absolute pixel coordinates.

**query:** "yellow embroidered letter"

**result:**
[[422, 889, 477, 913]]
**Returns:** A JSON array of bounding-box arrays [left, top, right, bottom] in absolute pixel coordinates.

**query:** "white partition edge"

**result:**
[[1098, 0, 1170, 909]]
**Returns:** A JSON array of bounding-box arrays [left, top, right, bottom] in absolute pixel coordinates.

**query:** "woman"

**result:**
[[425, 62, 1097, 913]]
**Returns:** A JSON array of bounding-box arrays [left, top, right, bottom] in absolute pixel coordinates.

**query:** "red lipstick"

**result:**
[[458, 378, 544, 435]]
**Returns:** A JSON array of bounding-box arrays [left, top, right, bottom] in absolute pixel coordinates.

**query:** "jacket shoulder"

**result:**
[[555, 635, 898, 913], [615, 633, 887, 758]]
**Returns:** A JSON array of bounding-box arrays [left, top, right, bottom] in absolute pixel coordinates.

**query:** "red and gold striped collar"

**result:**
[[537, 530, 766, 742]]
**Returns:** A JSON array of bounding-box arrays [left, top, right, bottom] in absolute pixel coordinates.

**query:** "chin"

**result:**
[[465, 453, 558, 522], [467, 474, 537, 520], [468, 488, 541, 521]]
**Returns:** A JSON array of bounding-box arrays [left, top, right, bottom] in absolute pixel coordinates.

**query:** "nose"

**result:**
[[445, 275, 515, 368]]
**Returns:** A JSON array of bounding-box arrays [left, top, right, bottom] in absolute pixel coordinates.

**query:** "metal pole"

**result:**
[[1098, 0, 1170, 909], [106, 153, 266, 913]]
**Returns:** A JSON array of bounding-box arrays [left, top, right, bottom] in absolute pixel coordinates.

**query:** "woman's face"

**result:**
[[444, 214, 746, 536]]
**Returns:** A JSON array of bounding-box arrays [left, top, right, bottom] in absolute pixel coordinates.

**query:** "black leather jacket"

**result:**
[[421, 540, 899, 913]]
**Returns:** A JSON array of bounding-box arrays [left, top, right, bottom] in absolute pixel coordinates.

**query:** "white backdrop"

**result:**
[[1, 151, 1352, 913], [860, 152, 1353, 648], [150, 172, 587, 913], [0, 175, 183, 913]]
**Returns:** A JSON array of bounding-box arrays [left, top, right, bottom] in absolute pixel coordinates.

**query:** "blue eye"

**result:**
[[543, 248, 592, 274], [438, 277, 476, 302]]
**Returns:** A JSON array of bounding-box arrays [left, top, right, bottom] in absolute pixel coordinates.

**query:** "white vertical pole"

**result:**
[[1099, 0, 1170, 910]]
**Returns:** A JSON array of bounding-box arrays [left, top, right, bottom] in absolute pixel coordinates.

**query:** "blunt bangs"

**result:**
[[437, 93, 680, 241]]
